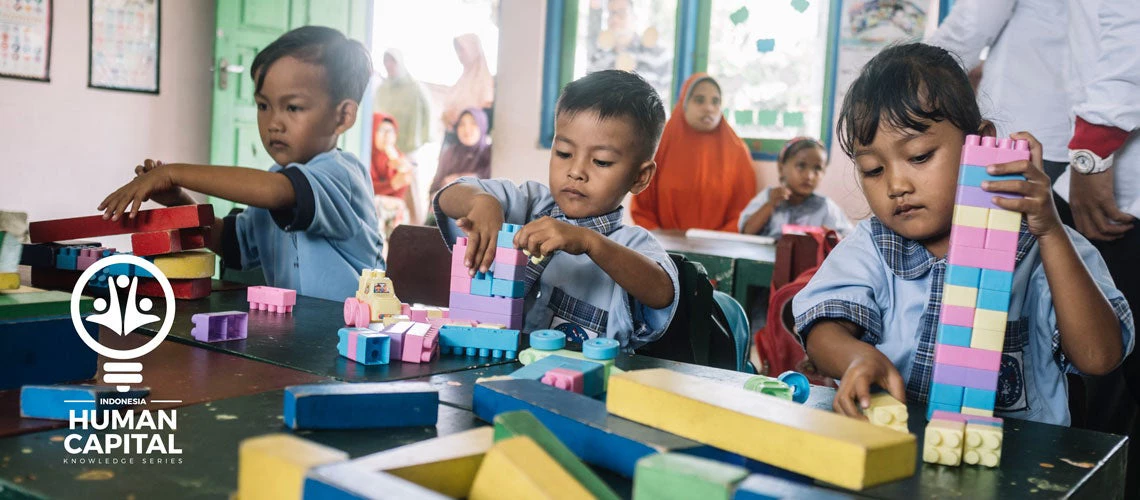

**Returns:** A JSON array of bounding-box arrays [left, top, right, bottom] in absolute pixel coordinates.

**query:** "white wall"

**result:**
[[0, 0, 215, 243]]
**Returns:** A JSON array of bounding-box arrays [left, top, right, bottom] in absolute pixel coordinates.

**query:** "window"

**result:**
[[572, 0, 679, 105]]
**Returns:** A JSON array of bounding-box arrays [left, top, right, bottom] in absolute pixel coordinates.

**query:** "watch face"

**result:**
[[1073, 151, 1095, 173]]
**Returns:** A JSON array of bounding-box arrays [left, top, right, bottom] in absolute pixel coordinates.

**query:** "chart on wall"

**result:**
[[0, 0, 51, 81], [88, 0, 159, 93]]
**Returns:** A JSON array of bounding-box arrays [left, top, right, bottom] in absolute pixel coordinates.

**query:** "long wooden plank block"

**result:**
[[1, 315, 99, 390], [29, 205, 213, 243], [0, 290, 93, 320], [605, 369, 916, 490], [469, 436, 592, 500], [130, 227, 209, 256]]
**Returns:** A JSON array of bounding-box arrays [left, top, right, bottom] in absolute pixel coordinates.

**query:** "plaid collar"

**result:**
[[541, 205, 624, 236], [869, 216, 1036, 280]]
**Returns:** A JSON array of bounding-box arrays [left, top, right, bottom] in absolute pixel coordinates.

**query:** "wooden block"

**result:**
[[952, 205, 988, 228], [923, 419, 965, 466], [238, 433, 348, 500], [0, 290, 93, 320], [734, 473, 853, 499], [972, 309, 1007, 332], [862, 393, 908, 433], [20, 385, 149, 420], [493, 411, 621, 500], [969, 328, 1005, 351], [304, 466, 450, 499], [634, 453, 748, 500], [29, 205, 214, 243], [469, 436, 593, 500], [283, 382, 438, 430], [0, 273, 17, 290], [130, 227, 209, 256], [136, 277, 211, 300], [986, 209, 1021, 232], [942, 285, 978, 308], [605, 369, 916, 490], [151, 251, 215, 279], [963, 421, 1003, 467]]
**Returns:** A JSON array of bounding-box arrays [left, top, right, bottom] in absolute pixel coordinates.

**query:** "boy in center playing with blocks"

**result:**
[[434, 70, 678, 349]]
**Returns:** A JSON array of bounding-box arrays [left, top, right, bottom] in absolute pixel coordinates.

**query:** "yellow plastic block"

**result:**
[[605, 369, 916, 490], [953, 205, 989, 228], [427, 307, 446, 319], [238, 433, 348, 500], [381, 314, 410, 326], [923, 419, 964, 466], [970, 328, 1005, 351], [469, 436, 592, 500], [345, 427, 492, 498], [943, 285, 978, 309], [0, 273, 18, 290], [972, 309, 1008, 333], [152, 251, 216, 279], [961, 406, 994, 417], [863, 393, 908, 433], [987, 209, 1021, 232], [963, 422, 1003, 467]]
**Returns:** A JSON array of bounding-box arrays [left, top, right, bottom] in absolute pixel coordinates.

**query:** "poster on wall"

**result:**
[[88, 0, 159, 93], [0, 0, 52, 82]]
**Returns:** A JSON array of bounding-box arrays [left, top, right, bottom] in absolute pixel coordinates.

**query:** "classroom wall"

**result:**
[[0, 1, 216, 242]]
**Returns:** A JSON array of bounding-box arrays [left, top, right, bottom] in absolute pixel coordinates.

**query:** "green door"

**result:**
[[209, 0, 370, 219]]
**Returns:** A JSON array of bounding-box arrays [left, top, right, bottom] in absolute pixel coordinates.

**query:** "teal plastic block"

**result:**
[[946, 264, 981, 288], [980, 269, 1014, 292], [976, 288, 1010, 312], [336, 327, 390, 365], [937, 324, 972, 347], [470, 272, 493, 296], [963, 387, 996, 411], [960, 165, 1024, 188], [510, 354, 606, 397], [438, 325, 519, 358], [930, 382, 964, 406], [491, 278, 525, 298], [497, 223, 522, 248]]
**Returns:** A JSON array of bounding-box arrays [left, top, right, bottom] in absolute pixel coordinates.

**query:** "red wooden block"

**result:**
[[30, 205, 214, 243], [136, 277, 212, 300], [131, 227, 209, 256]]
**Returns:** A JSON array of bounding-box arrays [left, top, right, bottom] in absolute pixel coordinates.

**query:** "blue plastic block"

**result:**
[[55, 246, 81, 270], [438, 325, 519, 358], [963, 387, 997, 411], [497, 223, 523, 248], [529, 329, 567, 350], [959, 165, 1024, 188], [583, 338, 620, 360], [945, 264, 981, 288], [336, 328, 390, 365], [491, 278, 525, 298], [20, 385, 150, 420], [733, 473, 849, 500], [980, 269, 1014, 293], [304, 463, 451, 500], [104, 253, 153, 278], [976, 288, 1011, 312], [1, 315, 98, 391], [470, 271, 493, 296], [936, 324, 972, 347], [283, 382, 438, 430], [926, 401, 962, 421], [929, 383, 964, 406], [510, 354, 606, 397]]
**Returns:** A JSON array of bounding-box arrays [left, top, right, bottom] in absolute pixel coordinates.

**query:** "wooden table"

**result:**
[[653, 230, 776, 308]]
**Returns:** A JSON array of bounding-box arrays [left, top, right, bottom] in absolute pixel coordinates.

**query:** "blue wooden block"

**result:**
[[959, 165, 1024, 188], [283, 382, 439, 430], [336, 328, 390, 365], [937, 324, 972, 347], [945, 264, 981, 288], [470, 271, 493, 296], [733, 473, 850, 500], [491, 278, 525, 298], [438, 325, 519, 358], [510, 354, 606, 397], [497, 223, 523, 248], [20, 385, 150, 420], [963, 387, 996, 411], [473, 378, 751, 478], [304, 463, 450, 499], [55, 246, 81, 270], [980, 269, 1013, 292], [926, 401, 962, 421], [1, 315, 98, 391], [976, 288, 1010, 312], [929, 382, 964, 406]]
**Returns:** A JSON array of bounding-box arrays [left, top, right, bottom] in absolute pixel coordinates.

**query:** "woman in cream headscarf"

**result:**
[[373, 49, 431, 155], [441, 33, 495, 142]]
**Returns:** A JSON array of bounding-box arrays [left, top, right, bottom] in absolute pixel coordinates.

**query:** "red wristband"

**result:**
[[1068, 116, 1130, 158]]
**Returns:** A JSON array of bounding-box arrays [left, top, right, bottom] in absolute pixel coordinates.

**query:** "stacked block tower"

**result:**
[[924, 134, 1028, 467], [448, 224, 527, 330]]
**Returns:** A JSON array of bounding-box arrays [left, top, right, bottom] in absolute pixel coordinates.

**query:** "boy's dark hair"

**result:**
[[836, 43, 982, 158], [250, 26, 372, 104], [556, 70, 666, 161]]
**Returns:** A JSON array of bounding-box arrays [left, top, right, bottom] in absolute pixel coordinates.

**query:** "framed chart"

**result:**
[[0, 0, 52, 82], [88, 0, 160, 93]]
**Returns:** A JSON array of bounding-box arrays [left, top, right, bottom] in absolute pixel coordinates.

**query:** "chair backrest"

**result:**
[[637, 253, 739, 370], [386, 224, 451, 306], [712, 290, 754, 373]]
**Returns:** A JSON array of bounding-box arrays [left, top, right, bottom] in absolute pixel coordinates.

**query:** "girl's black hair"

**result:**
[[778, 137, 826, 164], [836, 43, 981, 157]]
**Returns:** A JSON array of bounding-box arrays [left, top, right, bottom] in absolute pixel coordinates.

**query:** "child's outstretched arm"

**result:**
[[983, 133, 1123, 374], [99, 163, 295, 221], [436, 182, 505, 276], [806, 319, 907, 419]]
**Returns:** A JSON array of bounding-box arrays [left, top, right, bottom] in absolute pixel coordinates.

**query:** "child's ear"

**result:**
[[629, 160, 657, 195], [333, 100, 359, 135], [978, 120, 997, 138]]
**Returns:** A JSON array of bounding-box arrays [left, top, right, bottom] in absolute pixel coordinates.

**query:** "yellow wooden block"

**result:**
[[970, 328, 1005, 351], [963, 422, 1003, 467], [605, 369, 915, 490], [953, 205, 989, 228], [987, 209, 1021, 232], [152, 251, 216, 279], [0, 285, 43, 294], [972, 309, 1007, 333], [943, 285, 978, 309], [961, 407, 994, 417], [923, 420, 964, 466], [0, 273, 18, 290], [341, 427, 492, 498], [863, 393, 908, 433], [469, 436, 592, 500], [238, 433, 348, 500]]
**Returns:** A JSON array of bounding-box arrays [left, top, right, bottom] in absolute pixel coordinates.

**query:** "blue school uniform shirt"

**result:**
[[433, 178, 679, 350], [737, 188, 853, 238], [222, 149, 383, 302], [792, 218, 1134, 426]]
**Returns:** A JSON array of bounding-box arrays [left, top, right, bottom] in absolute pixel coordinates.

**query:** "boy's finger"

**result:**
[[985, 160, 1029, 176], [130, 198, 143, 219], [882, 370, 907, 404], [853, 378, 872, 413], [480, 234, 497, 274], [835, 387, 862, 418], [981, 180, 1031, 195], [991, 196, 1031, 214], [1093, 206, 1133, 236]]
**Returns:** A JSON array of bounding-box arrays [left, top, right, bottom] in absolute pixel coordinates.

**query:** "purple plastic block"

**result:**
[[941, 304, 975, 328], [449, 292, 524, 316], [492, 262, 527, 281], [448, 307, 523, 329], [191, 311, 248, 342], [949, 225, 986, 248], [984, 229, 1018, 252], [961, 135, 1031, 167], [494, 247, 528, 266], [932, 363, 998, 391], [956, 186, 1000, 209]]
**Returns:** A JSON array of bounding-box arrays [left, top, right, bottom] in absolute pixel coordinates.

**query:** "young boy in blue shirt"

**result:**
[[98, 26, 381, 302], [434, 70, 679, 350]]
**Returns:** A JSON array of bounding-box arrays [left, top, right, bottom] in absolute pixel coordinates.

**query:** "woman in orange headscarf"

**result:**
[[632, 73, 757, 231]]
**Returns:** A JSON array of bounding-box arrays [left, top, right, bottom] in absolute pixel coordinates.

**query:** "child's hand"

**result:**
[[833, 350, 907, 419], [134, 159, 188, 207], [455, 193, 504, 275], [514, 216, 596, 259], [769, 186, 791, 206], [99, 163, 180, 221], [982, 132, 1064, 238]]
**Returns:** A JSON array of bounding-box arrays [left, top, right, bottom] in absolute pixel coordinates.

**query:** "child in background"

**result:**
[[738, 137, 852, 237], [98, 26, 381, 302], [434, 70, 678, 349], [371, 112, 415, 237], [792, 43, 1133, 426]]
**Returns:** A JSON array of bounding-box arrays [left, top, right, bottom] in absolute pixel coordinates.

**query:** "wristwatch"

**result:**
[[1069, 149, 1114, 175]]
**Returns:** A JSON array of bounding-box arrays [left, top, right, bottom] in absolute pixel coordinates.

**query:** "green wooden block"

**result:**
[[0, 291, 94, 320], [493, 411, 620, 500], [633, 452, 749, 500]]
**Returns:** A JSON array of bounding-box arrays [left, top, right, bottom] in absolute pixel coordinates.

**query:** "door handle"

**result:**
[[217, 58, 245, 90]]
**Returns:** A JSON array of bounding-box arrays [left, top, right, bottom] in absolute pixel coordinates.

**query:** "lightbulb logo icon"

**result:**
[[70, 255, 175, 392]]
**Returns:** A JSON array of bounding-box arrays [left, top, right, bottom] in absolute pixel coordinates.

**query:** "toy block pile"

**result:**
[[506, 329, 617, 397], [923, 134, 1027, 468], [0, 211, 28, 290], [338, 270, 464, 365], [449, 224, 527, 329]]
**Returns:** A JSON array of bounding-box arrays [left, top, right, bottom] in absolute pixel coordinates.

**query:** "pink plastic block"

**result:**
[[401, 303, 411, 316], [400, 322, 438, 363], [452, 243, 469, 277], [941, 304, 976, 328], [492, 262, 527, 281], [541, 367, 584, 393], [448, 307, 523, 330], [247, 286, 297, 313], [982, 249, 1016, 272], [190, 311, 248, 342], [409, 306, 430, 322], [449, 292, 524, 316], [456, 237, 468, 245], [931, 410, 1004, 426], [955, 186, 1000, 210], [947, 245, 987, 269], [76, 247, 114, 271], [961, 135, 1031, 167], [494, 247, 528, 266], [984, 229, 1018, 252], [949, 225, 986, 249], [935, 344, 1002, 371], [933, 363, 998, 391], [450, 274, 472, 294]]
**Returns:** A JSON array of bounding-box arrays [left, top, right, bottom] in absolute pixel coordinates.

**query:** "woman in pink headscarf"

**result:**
[[441, 33, 495, 142]]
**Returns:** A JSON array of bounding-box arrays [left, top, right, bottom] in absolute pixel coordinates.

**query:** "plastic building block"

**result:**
[[969, 328, 1005, 351], [943, 284, 977, 308], [984, 228, 1018, 251], [337, 327, 390, 365], [29, 204, 214, 243], [492, 411, 620, 500], [930, 409, 1004, 426], [961, 406, 994, 417], [448, 307, 523, 329], [927, 402, 962, 419], [491, 278, 525, 298], [104, 252, 153, 277], [130, 227, 209, 256], [742, 375, 793, 401], [733, 473, 852, 500], [19, 385, 149, 420], [0, 273, 17, 290], [523, 248, 546, 265], [977, 288, 1010, 312], [238, 433, 348, 500], [583, 338, 620, 360], [452, 241, 470, 276], [949, 245, 1008, 270], [351, 269, 402, 324], [55, 246, 81, 270], [937, 324, 972, 347], [963, 421, 1004, 467], [492, 261, 526, 281], [935, 344, 1001, 371], [929, 382, 964, 406], [955, 185, 1001, 210], [408, 305, 429, 322], [151, 251, 215, 279], [963, 388, 997, 411], [945, 265, 981, 288], [470, 272, 493, 296], [940, 304, 975, 328], [190, 311, 248, 342], [283, 382, 438, 429], [949, 225, 986, 248], [494, 247, 528, 266], [932, 364, 998, 391], [511, 354, 606, 397], [469, 436, 593, 500], [952, 205, 988, 228], [136, 277, 211, 299], [923, 419, 965, 466], [450, 291, 523, 316], [248, 285, 297, 313], [497, 223, 522, 248], [529, 329, 566, 350], [438, 324, 520, 358], [634, 452, 749, 500], [376, 320, 411, 356], [958, 164, 1024, 188], [401, 321, 439, 363], [987, 209, 1021, 232], [980, 269, 1013, 292], [960, 135, 1030, 167], [75, 247, 113, 270], [862, 393, 908, 433], [605, 369, 916, 490], [304, 466, 450, 500], [0, 290, 93, 321], [541, 368, 584, 393], [972, 308, 1008, 332]]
